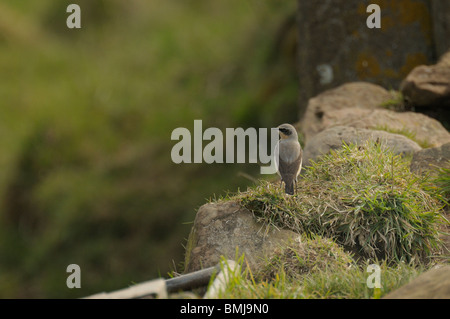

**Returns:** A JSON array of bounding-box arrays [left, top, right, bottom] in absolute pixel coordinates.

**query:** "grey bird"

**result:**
[[275, 123, 302, 195]]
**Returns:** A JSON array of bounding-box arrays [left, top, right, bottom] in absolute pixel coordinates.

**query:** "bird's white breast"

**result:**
[[278, 139, 301, 163]]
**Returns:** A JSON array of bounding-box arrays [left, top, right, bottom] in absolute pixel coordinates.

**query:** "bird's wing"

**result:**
[[274, 142, 280, 176], [278, 151, 302, 181]]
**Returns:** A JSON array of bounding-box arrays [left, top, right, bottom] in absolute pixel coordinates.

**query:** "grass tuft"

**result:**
[[433, 164, 450, 203], [210, 253, 424, 299], [256, 235, 354, 281], [233, 141, 445, 263]]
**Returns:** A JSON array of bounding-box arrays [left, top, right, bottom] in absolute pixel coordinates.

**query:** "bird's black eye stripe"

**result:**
[[279, 128, 291, 135]]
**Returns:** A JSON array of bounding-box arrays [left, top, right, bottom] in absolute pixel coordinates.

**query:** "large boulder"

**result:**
[[399, 49, 450, 124], [296, 0, 437, 117], [437, 51, 450, 67], [322, 108, 450, 148], [184, 201, 299, 273], [431, 1, 450, 57], [302, 126, 421, 168], [383, 266, 450, 299], [300, 82, 393, 142], [400, 63, 450, 108]]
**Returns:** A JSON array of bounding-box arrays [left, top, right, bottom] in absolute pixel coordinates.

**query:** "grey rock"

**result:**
[[296, 0, 436, 117], [431, 1, 450, 58], [383, 266, 450, 299], [437, 50, 450, 67], [302, 126, 421, 168], [300, 82, 393, 142], [400, 64, 450, 108], [322, 108, 450, 148], [410, 142, 450, 174], [184, 201, 299, 273]]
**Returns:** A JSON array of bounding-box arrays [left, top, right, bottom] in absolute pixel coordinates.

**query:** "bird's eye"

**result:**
[[279, 128, 291, 135]]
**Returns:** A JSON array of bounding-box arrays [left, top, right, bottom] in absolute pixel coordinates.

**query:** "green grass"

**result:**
[[434, 164, 450, 202], [191, 143, 448, 299], [233, 142, 446, 263], [208, 253, 425, 299], [255, 235, 354, 282], [0, 0, 299, 298]]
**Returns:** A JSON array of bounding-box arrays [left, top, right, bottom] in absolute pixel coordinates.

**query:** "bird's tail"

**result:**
[[284, 180, 295, 195]]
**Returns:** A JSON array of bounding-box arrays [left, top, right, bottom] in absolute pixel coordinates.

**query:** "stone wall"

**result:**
[[296, 0, 449, 117]]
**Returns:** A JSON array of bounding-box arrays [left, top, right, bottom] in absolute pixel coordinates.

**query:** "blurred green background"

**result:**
[[0, 0, 299, 297]]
